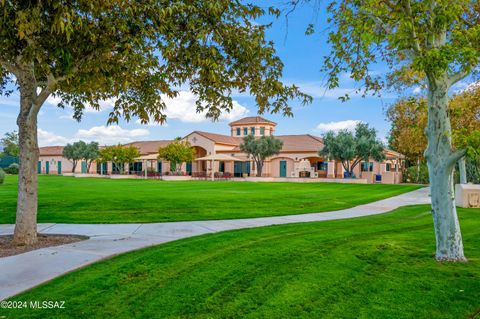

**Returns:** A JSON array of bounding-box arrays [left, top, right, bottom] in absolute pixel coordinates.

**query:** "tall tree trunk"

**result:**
[[459, 157, 467, 184], [71, 161, 77, 173], [425, 77, 466, 262], [13, 74, 40, 245]]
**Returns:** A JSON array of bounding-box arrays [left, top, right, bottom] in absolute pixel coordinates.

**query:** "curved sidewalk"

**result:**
[[0, 187, 430, 300]]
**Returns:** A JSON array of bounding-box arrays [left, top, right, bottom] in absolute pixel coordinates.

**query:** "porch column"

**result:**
[[380, 163, 387, 173], [327, 161, 336, 178]]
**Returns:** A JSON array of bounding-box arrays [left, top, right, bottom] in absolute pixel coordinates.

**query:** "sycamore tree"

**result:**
[[158, 140, 196, 173], [301, 0, 480, 261], [240, 134, 283, 177], [320, 123, 385, 177], [0, 1, 310, 245]]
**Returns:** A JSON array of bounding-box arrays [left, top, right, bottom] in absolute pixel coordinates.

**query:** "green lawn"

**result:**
[[0, 175, 420, 223], [3, 205, 479, 319]]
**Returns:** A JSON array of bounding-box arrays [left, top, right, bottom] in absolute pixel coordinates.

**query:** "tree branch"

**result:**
[[0, 57, 20, 75], [448, 149, 467, 166], [401, 0, 422, 56], [448, 62, 478, 86]]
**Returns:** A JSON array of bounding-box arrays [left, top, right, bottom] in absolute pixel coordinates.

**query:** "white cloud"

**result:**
[[75, 125, 150, 145], [38, 129, 69, 146], [160, 90, 249, 123], [315, 120, 361, 133], [413, 87, 422, 94]]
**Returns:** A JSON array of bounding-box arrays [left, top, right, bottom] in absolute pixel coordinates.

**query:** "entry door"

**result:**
[[38, 161, 41, 174], [234, 161, 243, 177], [279, 160, 287, 177], [57, 161, 62, 175], [186, 162, 192, 175], [81, 161, 87, 173], [45, 161, 50, 174], [157, 161, 162, 173]]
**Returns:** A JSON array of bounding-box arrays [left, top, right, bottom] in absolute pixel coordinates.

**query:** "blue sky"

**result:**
[[0, 2, 468, 147]]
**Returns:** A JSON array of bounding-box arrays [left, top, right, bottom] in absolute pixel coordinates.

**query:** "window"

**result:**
[[361, 162, 374, 172], [250, 127, 255, 135], [317, 162, 328, 171], [243, 127, 248, 135], [260, 127, 265, 135], [236, 128, 241, 136], [386, 163, 391, 171]]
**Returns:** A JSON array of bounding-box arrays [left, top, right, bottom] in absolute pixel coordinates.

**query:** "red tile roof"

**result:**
[[123, 140, 172, 154], [191, 131, 243, 145], [39, 146, 64, 156]]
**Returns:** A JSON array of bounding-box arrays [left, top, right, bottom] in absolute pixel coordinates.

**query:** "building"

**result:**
[[38, 116, 404, 183]]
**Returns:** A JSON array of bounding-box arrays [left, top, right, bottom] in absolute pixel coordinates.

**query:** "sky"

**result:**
[[0, 2, 469, 147]]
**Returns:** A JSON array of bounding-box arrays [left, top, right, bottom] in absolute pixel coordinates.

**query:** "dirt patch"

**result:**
[[0, 234, 88, 258]]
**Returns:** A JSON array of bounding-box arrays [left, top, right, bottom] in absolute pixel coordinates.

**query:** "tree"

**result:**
[[83, 142, 100, 173], [303, 0, 480, 261], [99, 145, 140, 174], [387, 86, 480, 183], [240, 135, 283, 177], [320, 123, 385, 177], [63, 141, 86, 173], [0, 131, 19, 157], [158, 141, 195, 173], [386, 97, 428, 182], [0, 1, 310, 245]]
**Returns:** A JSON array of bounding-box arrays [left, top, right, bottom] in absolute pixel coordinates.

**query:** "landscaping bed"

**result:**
[[0, 234, 88, 258]]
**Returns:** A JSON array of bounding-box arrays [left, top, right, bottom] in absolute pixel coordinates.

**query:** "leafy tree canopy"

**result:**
[[158, 140, 195, 172], [303, 0, 480, 96], [0, 0, 310, 123], [320, 123, 385, 176], [240, 134, 283, 177], [63, 140, 86, 172], [99, 145, 140, 164], [0, 131, 19, 157]]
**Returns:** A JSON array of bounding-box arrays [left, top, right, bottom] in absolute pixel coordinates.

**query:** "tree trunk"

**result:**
[[459, 157, 467, 184], [71, 161, 77, 173], [256, 160, 263, 177], [425, 77, 466, 262], [13, 75, 40, 245], [87, 161, 92, 173]]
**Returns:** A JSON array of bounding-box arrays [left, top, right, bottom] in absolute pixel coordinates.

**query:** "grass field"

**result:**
[[3, 205, 479, 319], [0, 175, 421, 223]]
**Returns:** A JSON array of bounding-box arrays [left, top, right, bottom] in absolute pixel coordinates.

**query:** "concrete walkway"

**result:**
[[0, 187, 430, 300]]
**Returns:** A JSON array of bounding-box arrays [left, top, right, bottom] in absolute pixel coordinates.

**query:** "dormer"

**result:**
[[229, 116, 277, 137]]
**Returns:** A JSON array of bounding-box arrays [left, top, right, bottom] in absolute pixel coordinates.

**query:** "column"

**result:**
[[327, 161, 336, 178]]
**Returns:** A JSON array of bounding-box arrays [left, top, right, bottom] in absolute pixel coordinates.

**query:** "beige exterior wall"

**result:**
[[230, 123, 275, 137]]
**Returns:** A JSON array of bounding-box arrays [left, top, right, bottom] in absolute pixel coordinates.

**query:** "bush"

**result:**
[[403, 164, 429, 184], [0, 168, 5, 184], [4, 163, 19, 174]]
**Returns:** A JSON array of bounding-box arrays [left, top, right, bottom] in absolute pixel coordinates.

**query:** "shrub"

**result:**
[[403, 164, 429, 184], [4, 163, 19, 174], [0, 168, 5, 184]]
